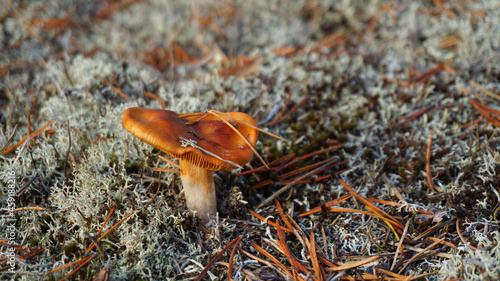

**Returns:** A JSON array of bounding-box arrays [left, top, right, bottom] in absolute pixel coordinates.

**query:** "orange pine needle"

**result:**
[[469, 99, 500, 127], [196, 236, 242, 281], [2, 120, 55, 155], [338, 179, 404, 230], [274, 200, 295, 231], [97, 205, 115, 237], [97, 75, 130, 100], [298, 194, 352, 217], [87, 210, 136, 253], [248, 209, 294, 233], [145, 91, 166, 109], [58, 255, 95, 281], [6, 206, 45, 213], [44, 255, 93, 276], [250, 242, 295, 279]]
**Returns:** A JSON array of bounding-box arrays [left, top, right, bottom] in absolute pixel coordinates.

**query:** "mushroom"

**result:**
[[122, 107, 259, 222]]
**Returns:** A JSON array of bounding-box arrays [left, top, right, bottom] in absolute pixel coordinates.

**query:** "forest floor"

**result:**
[[1, 0, 499, 280]]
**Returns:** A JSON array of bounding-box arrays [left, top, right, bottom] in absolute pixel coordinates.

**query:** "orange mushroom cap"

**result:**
[[122, 107, 259, 171]]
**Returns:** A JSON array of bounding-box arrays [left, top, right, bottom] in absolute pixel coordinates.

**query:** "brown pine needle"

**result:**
[[323, 207, 402, 229], [97, 75, 130, 100], [274, 200, 295, 231], [325, 255, 379, 271], [275, 221, 310, 280], [375, 268, 407, 278], [248, 209, 294, 233], [276, 144, 343, 172], [298, 194, 352, 217], [469, 99, 500, 127], [250, 242, 295, 279], [228, 237, 243, 281], [250, 158, 343, 190], [2, 120, 55, 155], [398, 238, 445, 274], [58, 255, 95, 281], [309, 232, 324, 281], [258, 158, 339, 208], [237, 153, 296, 176], [44, 255, 93, 276], [144, 91, 166, 109], [428, 236, 457, 249], [196, 236, 242, 281], [338, 179, 404, 230], [426, 128, 436, 192]]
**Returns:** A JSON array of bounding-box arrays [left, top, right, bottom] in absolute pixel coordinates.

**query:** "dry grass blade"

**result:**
[[2, 120, 55, 155], [390, 220, 411, 271], [298, 194, 352, 217], [195, 236, 242, 281], [325, 255, 379, 271], [248, 209, 294, 233], [228, 237, 243, 281]]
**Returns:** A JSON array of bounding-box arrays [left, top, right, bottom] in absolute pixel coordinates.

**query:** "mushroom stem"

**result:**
[[179, 159, 216, 222]]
